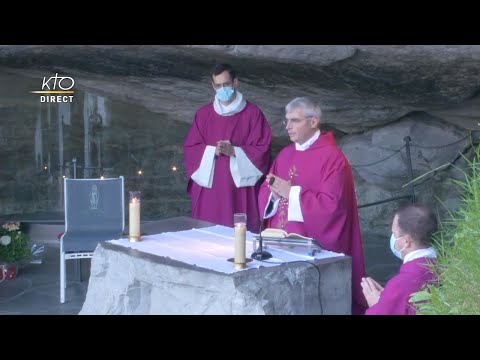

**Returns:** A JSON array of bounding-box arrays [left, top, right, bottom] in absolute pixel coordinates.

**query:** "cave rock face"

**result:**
[[0, 45, 478, 238]]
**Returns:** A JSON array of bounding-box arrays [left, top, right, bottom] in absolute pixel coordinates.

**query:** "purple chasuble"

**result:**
[[366, 257, 437, 315], [258, 131, 367, 314], [184, 101, 272, 232]]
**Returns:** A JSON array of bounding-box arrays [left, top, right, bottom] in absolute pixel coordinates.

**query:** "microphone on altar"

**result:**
[[251, 219, 272, 260]]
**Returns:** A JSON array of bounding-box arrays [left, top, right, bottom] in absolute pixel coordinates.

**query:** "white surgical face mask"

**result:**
[[215, 86, 234, 102], [390, 234, 407, 259]]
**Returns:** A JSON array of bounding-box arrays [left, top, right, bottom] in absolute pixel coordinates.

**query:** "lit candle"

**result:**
[[129, 191, 141, 242], [234, 223, 247, 267], [233, 212, 247, 269]]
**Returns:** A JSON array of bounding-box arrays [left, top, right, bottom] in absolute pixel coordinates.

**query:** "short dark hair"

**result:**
[[211, 63, 236, 81], [395, 204, 438, 246]]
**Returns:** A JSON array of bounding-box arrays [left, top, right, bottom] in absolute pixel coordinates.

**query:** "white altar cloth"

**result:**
[[108, 225, 344, 274]]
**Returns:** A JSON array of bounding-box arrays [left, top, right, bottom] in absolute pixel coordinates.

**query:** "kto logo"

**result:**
[[30, 73, 75, 103]]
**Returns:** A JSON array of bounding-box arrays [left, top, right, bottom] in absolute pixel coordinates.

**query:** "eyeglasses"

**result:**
[[282, 116, 314, 126], [212, 82, 234, 90]]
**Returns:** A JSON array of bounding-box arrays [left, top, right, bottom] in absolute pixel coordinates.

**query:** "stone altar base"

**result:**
[[80, 242, 351, 315]]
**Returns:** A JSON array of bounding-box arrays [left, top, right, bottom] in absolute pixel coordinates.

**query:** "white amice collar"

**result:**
[[295, 130, 320, 151], [213, 91, 247, 116], [403, 246, 437, 264]]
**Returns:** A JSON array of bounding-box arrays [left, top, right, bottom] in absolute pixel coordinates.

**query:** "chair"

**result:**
[[60, 176, 125, 303]]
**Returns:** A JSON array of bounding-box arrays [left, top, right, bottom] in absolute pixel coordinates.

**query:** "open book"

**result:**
[[260, 228, 314, 241], [255, 228, 321, 255]]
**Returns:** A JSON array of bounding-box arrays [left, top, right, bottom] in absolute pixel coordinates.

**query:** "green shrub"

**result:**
[[412, 146, 480, 315], [0, 222, 31, 264]]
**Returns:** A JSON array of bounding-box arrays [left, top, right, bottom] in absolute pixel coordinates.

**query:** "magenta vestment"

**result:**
[[258, 131, 367, 314], [184, 101, 272, 232], [366, 257, 437, 315]]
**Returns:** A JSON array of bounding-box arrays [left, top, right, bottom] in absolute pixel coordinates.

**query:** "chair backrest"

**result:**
[[62, 176, 125, 253]]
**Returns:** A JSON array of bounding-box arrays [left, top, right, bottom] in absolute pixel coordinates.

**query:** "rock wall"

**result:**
[[1, 45, 479, 241]]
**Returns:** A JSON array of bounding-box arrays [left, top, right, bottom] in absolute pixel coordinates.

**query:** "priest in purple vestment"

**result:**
[[362, 204, 438, 315], [184, 63, 272, 232], [257, 96, 367, 315]]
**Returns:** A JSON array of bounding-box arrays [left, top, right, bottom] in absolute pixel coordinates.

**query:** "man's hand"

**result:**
[[361, 277, 384, 307], [266, 174, 291, 200], [217, 140, 235, 157], [215, 142, 222, 157]]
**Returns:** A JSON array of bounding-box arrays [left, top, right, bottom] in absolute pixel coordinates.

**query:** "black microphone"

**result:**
[[251, 219, 272, 260]]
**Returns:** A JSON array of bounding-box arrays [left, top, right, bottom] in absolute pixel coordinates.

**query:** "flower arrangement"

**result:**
[[0, 222, 31, 264]]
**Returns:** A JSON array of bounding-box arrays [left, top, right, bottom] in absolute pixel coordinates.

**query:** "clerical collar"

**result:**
[[403, 246, 437, 264], [213, 91, 247, 116], [295, 130, 321, 151]]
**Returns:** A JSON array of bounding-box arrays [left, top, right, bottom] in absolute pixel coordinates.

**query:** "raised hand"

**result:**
[[361, 277, 384, 307], [267, 174, 291, 199]]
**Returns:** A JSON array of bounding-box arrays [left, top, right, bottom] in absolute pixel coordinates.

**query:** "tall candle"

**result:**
[[234, 223, 246, 266], [129, 196, 141, 241]]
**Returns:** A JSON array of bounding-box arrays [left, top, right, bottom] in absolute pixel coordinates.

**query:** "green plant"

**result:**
[[411, 145, 480, 315], [0, 222, 31, 264]]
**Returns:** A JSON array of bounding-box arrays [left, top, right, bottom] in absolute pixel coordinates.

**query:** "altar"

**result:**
[[79, 216, 352, 315]]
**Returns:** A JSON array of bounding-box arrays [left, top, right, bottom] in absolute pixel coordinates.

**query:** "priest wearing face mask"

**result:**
[[361, 204, 438, 315], [184, 63, 272, 232]]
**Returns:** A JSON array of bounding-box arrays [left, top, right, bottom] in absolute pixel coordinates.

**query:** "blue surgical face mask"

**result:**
[[390, 233, 406, 259], [216, 86, 234, 102]]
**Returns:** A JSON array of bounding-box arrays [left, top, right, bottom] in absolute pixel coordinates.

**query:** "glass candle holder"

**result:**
[[129, 191, 141, 242], [233, 213, 247, 269]]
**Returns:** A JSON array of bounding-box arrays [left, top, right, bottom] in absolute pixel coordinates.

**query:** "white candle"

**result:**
[[129, 197, 141, 240], [234, 223, 246, 265]]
